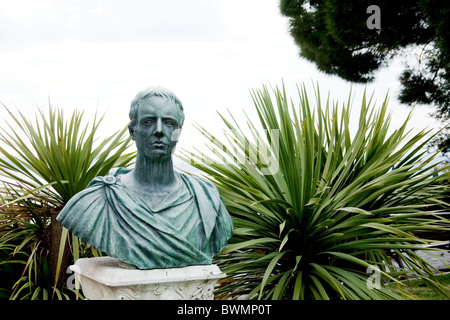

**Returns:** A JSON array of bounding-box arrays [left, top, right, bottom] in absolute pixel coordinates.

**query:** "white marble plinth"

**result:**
[[70, 257, 225, 300]]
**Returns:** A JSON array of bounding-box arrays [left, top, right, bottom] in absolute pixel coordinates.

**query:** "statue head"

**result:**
[[128, 87, 184, 161]]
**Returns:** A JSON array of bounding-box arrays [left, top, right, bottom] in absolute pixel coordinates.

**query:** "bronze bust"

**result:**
[[57, 87, 233, 269]]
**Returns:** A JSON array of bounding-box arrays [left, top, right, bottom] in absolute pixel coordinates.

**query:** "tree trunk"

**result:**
[[49, 208, 71, 288]]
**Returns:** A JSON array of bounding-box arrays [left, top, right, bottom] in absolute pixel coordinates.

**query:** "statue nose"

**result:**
[[154, 119, 164, 137]]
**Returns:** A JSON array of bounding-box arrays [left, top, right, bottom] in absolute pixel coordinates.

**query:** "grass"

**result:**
[[400, 273, 450, 300]]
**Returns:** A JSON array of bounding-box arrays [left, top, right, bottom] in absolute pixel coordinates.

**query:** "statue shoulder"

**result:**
[[58, 168, 133, 232], [86, 167, 132, 188], [177, 172, 224, 211], [108, 167, 132, 176], [178, 172, 219, 192]]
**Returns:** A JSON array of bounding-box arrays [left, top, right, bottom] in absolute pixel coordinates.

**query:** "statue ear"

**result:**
[[128, 124, 136, 140]]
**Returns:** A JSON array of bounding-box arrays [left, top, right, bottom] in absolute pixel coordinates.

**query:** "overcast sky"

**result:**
[[0, 0, 443, 167]]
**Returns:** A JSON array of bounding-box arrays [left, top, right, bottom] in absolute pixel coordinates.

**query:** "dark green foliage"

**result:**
[[0, 105, 135, 299], [181, 83, 450, 299]]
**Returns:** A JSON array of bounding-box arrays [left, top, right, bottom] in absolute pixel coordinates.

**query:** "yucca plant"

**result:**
[[0, 105, 134, 205], [180, 83, 450, 300], [0, 181, 69, 300], [0, 104, 135, 299]]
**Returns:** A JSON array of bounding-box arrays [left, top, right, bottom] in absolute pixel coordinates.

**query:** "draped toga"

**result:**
[[57, 168, 233, 270]]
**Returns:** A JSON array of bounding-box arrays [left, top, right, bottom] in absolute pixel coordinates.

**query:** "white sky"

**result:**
[[0, 0, 444, 165]]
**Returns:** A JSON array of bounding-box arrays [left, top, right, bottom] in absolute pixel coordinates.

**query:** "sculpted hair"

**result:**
[[129, 86, 185, 130]]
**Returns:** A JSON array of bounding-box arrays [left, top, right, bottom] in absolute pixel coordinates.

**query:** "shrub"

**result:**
[[180, 83, 450, 300], [0, 105, 135, 299]]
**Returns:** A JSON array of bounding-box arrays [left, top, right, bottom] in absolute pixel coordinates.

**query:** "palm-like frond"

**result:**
[[0, 104, 135, 206], [179, 83, 450, 300], [0, 104, 135, 299]]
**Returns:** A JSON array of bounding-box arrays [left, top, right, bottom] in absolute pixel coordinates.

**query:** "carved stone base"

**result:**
[[70, 257, 225, 300]]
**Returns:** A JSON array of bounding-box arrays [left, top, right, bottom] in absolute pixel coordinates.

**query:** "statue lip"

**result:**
[[152, 141, 166, 148]]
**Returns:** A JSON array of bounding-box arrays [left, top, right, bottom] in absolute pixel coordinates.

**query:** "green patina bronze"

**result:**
[[57, 87, 233, 270]]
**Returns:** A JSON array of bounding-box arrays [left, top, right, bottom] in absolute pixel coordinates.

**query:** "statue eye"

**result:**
[[142, 119, 155, 126], [165, 120, 176, 128]]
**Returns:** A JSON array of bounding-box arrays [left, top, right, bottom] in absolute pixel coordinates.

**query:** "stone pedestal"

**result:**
[[70, 257, 225, 300]]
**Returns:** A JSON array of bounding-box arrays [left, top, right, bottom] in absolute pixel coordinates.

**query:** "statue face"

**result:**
[[131, 96, 183, 161]]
